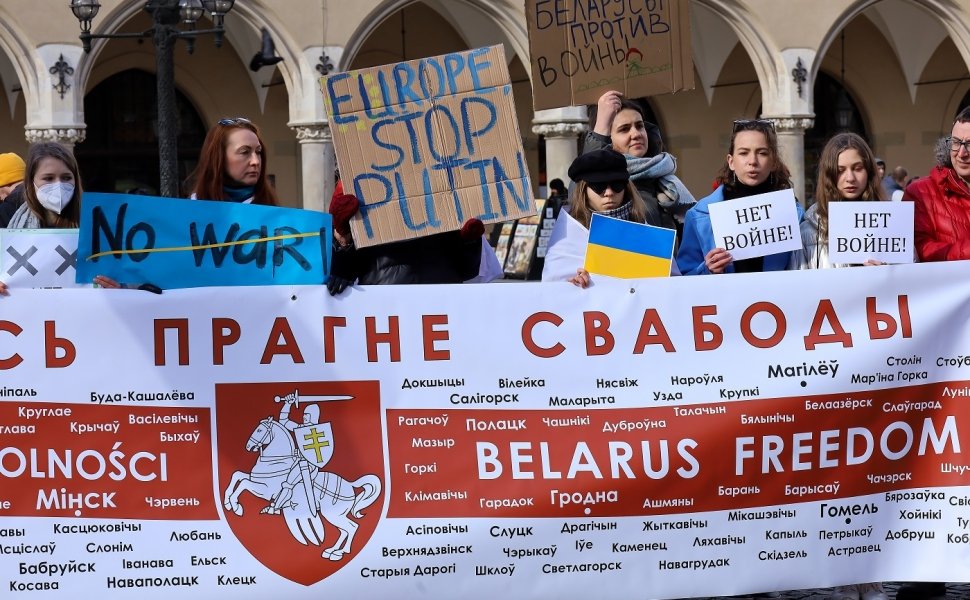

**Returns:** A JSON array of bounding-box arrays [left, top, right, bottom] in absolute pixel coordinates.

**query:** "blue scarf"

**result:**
[[223, 184, 255, 203]]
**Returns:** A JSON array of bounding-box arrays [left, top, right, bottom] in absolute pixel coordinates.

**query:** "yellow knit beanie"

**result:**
[[0, 153, 25, 187]]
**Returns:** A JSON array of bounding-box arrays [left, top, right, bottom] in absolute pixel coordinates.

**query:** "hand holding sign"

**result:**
[[330, 193, 360, 237], [323, 45, 534, 248], [709, 190, 803, 262], [827, 202, 914, 264]]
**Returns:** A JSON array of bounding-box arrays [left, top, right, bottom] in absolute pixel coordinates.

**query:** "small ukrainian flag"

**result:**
[[584, 213, 675, 278]]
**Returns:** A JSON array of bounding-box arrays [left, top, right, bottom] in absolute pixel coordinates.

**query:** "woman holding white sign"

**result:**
[[798, 138, 888, 600], [795, 132, 887, 270], [0, 142, 82, 295], [676, 119, 802, 275]]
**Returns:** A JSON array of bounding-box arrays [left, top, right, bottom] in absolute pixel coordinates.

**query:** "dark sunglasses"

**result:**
[[587, 180, 627, 195], [218, 117, 252, 126], [732, 118, 775, 133]]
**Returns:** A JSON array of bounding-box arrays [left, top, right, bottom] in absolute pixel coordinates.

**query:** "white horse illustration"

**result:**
[[223, 417, 382, 560]]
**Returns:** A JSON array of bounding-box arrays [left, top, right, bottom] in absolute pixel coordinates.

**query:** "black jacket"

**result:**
[[0, 184, 25, 228], [332, 231, 482, 285]]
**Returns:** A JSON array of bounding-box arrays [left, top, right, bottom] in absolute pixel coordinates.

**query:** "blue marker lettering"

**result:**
[[326, 73, 357, 125]]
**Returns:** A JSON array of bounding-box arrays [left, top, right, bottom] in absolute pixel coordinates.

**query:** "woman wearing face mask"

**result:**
[[585, 91, 695, 234], [796, 133, 886, 270], [5, 142, 80, 229], [543, 148, 662, 287], [677, 119, 802, 276], [189, 117, 278, 205], [0, 142, 82, 295]]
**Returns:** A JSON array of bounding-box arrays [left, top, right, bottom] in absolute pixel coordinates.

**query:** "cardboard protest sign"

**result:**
[[828, 201, 914, 264], [526, 0, 694, 110], [76, 193, 332, 289], [709, 189, 802, 261], [323, 45, 534, 248], [0, 229, 88, 288]]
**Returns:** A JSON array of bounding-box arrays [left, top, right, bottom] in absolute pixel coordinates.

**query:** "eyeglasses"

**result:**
[[587, 180, 628, 195], [732, 119, 775, 133], [218, 117, 252, 126], [947, 137, 970, 153]]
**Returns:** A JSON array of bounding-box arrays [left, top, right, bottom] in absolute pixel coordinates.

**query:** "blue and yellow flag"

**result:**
[[584, 213, 675, 278]]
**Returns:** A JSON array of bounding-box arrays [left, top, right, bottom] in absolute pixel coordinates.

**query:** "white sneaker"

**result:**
[[858, 583, 888, 600], [830, 586, 859, 600]]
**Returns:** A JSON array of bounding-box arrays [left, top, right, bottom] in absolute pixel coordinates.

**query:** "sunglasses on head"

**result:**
[[732, 118, 775, 133], [587, 180, 627, 195], [218, 117, 252, 126]]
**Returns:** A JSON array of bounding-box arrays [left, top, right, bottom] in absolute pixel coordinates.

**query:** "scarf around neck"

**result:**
[[7, 202, 41, 229], [596, 199, 633, 222], [223, 184, 256, 203], [625, 152, 695, 209]]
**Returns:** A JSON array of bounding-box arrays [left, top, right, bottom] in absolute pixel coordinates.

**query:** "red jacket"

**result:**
[[904, 165, 970, 261]]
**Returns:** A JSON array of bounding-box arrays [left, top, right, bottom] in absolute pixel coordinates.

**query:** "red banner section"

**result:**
[[387, 381, 969, 518], [0, 402, 215, 519]]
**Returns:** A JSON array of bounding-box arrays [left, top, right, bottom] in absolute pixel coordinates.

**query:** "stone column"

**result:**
[[291, 123, 334, 213], [531, 107, 588, 189], [24, 127, 86, 149], [767, 117, 814, 204]]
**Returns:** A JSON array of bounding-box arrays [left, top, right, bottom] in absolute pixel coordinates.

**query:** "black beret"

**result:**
[[568, 149, 629, 183]]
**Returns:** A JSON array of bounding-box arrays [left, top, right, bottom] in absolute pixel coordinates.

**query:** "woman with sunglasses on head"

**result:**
[[93, 117, 280, 291], [543, 148, 666, 287], [795, 133, 887, 270], [585, 91, 695, 234], [677, 119, 802, 276], [189, 117, 279, 205]]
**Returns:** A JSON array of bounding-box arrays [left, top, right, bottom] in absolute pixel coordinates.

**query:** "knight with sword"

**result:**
[[261, 390, 351, 516]]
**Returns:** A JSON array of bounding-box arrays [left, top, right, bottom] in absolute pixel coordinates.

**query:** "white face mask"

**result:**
[[35, 182, 74, 214]]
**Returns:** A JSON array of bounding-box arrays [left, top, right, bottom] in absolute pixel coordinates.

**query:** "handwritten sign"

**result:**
[[323, 45, 534, 247], [709, 189, 802, 261], [0, 229, 87, 288], [828, 201, 914, 264], [76, 193, 332, 289], [526, 0, 694, 110]]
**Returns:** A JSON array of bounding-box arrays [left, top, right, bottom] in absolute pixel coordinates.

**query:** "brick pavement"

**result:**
[[690, 582, 970, 599]]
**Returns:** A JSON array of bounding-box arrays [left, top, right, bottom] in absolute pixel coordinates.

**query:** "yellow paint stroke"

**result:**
[[86, 231, 321, 261]]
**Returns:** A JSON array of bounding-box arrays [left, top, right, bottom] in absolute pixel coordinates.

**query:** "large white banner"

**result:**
[[0, 263, 969, 598]]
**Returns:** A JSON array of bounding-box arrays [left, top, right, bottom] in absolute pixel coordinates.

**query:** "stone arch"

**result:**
[[692, 0, 784, 113], [0, 8, 37, 118], [341, 0, 529, 74], [816, 0, 970, 101]]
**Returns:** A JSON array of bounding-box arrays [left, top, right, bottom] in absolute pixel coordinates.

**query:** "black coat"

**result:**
[[0, 184, 24, 228], [332, 230, 482, 285]]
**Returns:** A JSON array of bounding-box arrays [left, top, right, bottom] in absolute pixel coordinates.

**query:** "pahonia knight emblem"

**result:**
[[218, 383, 384, 583]]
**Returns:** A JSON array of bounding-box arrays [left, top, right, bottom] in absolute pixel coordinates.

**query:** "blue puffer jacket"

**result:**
[[676, 185, 803, 275]]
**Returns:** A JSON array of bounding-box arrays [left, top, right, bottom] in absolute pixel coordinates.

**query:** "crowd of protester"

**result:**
[[0, 89, 966, 600]]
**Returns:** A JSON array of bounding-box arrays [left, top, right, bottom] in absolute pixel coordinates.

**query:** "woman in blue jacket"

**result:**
[[677, 119, 802, 275]]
